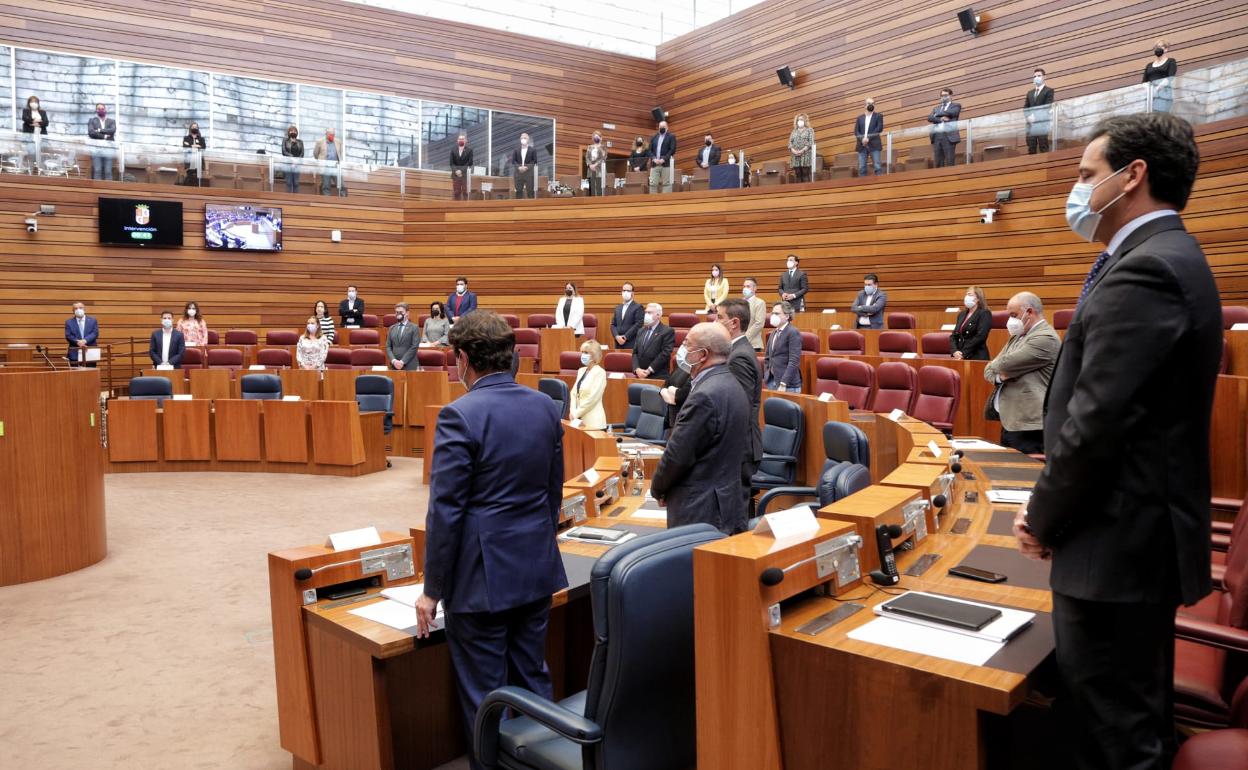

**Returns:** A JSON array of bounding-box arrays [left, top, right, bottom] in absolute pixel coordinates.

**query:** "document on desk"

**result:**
[[349, 589, 445, 634], [631, 501, 667, 521], [950, 438, 1006, 451], [847, 616, 1003, 666], [986, 489, 1032, 504]]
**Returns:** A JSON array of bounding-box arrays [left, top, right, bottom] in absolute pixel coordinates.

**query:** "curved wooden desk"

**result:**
[[0, 370, 107, 585]]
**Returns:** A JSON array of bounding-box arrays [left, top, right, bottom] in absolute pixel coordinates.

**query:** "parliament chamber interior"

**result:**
[[2, 0, 1248, 768]]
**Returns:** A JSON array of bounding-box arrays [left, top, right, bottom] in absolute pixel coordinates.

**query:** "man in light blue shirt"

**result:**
[[314, 128, 346, 196]]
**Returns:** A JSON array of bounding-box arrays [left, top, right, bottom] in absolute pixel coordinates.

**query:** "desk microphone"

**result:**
[[34, 344, 59, 370], [949, 461, 963, 474], [932, 494, 948, 509], [295, 556, 368, 581], [758, 534, 865, 586]]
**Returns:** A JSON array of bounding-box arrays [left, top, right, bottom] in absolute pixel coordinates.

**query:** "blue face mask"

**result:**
[[1065, 165, 1128, 243], [580, 352, 591, 366]]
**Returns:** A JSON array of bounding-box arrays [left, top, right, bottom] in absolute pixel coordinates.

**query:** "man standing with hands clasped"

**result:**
[[1014, 114, 1220, 770], [385, 303, 419, 371]]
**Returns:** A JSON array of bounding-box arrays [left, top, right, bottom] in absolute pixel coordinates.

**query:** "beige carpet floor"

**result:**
[[0, 459, 470, 770]]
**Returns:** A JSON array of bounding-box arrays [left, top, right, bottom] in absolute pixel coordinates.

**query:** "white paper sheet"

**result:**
[[348, 598, 445, 633], [631, 509, 667, 521], [950, 439, 1006, 450], [380, 583, 425, 606], [986, 489, 1032, 504], [847, 616, 1003, 665]]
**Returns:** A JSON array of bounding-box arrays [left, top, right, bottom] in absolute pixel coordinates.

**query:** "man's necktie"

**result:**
[[1077, 251, 1112, 308]]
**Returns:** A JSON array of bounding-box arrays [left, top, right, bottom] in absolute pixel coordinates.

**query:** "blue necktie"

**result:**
[[1076, 251, 1111, 308]]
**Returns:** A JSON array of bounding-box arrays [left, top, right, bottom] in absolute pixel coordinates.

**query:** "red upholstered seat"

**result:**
[[833, 359, 873, 410], [527, 314, 555, 328], [445, 350, 460, 381], [674, 329, 688, 346], [350, 347, 386, 368], [223, 329, 257, 345], [1052, 309, 1075, 330], [254, 348, 292, 368], [206, 330, 220, 345], [799, 331, 819, 353], [264, 330, 298, 345], [878, 331, 917, 357], [362, 314, 379, 328], [920, 333, 952, 357], [1223, 306, 1248, 329], [500, 314, 521, 329], [349, 328, 380, 345], [181, 347, 206, 369], [206, 348, 243, 369], [911, 366, 960, 431], [582, 313, 598, 340], [604, 352, 634, 377], [514, 328, 541, 363], [383, 313, 397, 328], [1172, 675, 1248, 770], [559, 351, 583, 375], [324, 347, 353, 369], [990, 310, 1010, 329], [668, 313, 699, 329], [886, 312, 916, 329], [827, 331, 865, 355], [871, 362, 918, 413], [813, 358, 840, 397], [417, 314, 430, 327], [416, 349, 446, 370]]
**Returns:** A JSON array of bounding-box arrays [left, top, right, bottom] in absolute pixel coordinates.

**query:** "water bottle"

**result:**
[[631, 449, 645, 496]]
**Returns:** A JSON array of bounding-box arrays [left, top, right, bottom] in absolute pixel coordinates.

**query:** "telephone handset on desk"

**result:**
[[869, 524, 903, 586]]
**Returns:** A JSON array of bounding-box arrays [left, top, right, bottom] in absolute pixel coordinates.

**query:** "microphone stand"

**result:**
[[34, 344, 60, 370]]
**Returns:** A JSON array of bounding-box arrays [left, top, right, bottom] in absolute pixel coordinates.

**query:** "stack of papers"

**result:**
[[848, 592, 1035, 665], [950, 438, 1005, 451], [347, 583, 444, 633], [986, 489, 1032, 504]]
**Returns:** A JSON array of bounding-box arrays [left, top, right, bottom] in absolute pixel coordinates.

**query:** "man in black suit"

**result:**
[[149, 311, 185, 368], [717, 299, 764, 497], [854, 98, 884, 176], [338, 285, 365, 327], [1015, 114, 1219, 770], [650, 323, 750, 535], [611, 282, 645, 349], [510, 133, 538, 199], [927, 87, 962, 168], [631, 302, 673, 379], [450, 132, 473, 201], [1025, 68, 1055, 154], [648, 121, 677, 193], [693, 134, 721, 170], [778, 254, 808, 311]]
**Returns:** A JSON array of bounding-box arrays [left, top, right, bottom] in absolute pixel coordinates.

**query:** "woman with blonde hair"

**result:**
[[703, 264, 728, 312], [1143, 39, 1178, 113], [950, 286, 992, 360], [297, 315, 330, 370], [788, 113, 815, 183], [569, 339, 607, 429]]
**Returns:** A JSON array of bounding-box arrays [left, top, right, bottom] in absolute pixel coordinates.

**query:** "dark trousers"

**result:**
[[1000, 428, 1044, 455], [1051, 592, 1178, 770], [793, 166, 811, 183], [513, 169, 534, 198], [285, 171, 300, 193], [1027, 134, 1051, 154], [452, 169, 468, 200], [933, 135, 957, 167], [445, 597, 554, 770]]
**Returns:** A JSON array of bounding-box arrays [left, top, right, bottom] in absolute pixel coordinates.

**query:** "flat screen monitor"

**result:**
[[98, 197, 184, 247], [205, 203, 283, 251]]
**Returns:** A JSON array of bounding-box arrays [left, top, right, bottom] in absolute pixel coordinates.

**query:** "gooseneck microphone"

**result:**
[[34, 344, 59, 370], [294, 556, 369, 581]]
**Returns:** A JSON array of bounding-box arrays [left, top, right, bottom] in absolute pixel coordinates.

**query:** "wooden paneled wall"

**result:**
[[0, 0, 657, 176], [655, 0, 1248, 162]]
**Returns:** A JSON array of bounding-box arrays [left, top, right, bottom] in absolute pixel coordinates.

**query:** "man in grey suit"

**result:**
[[385, 302, 420, 370], [850, 273, 888, 329], [650, 323, 749, 535], [1015, 114, 1220, 769], [777, 255, 808, 311], [983, 291, 1059, 454], [763, 301, 802, 392], [927, 86, 962, 168], [717, 299, 763, 497]]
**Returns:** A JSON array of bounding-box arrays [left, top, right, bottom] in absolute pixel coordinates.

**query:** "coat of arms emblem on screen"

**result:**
[[135, 204, 150, 225]]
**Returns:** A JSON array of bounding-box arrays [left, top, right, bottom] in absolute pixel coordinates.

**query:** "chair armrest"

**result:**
[[757, 487, 817, 518], [1174, 616, 1248, 654], [763, 454, 800, 464], [474, 686, 602, 768]]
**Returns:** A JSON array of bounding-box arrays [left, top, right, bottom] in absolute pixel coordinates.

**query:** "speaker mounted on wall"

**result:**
[[957, 8, 981, 35], [651, 106, 667, 123], [776, 66, 797, 89]]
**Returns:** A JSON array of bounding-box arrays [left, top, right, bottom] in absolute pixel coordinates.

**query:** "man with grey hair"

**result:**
[[983, 291, 1059, 454], [651, 322, 750, 534], [386, 302, 420, 370], [631, 302, 673, 379]]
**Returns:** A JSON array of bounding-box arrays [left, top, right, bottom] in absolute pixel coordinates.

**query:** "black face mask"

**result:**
[[866, 104, 875, 112], [289, 132, 297, 138], [431, 308, 441, 317], [659, 127, 667, 134], [565, 289, 574, 296], [1154, 47, 1165, 57], [190, 127, 199, 134], [593, 137, 601, 144], [705, 139, 713, 146]]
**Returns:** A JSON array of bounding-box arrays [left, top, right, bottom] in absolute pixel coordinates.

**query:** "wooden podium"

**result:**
[[539, 327, 576, 373]]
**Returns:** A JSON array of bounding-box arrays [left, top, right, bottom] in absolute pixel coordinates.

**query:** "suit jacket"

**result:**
[[182, 133, 206, 149], [282, 137, 304, 158], [1023, 86, 1055, 134], [692, 144, 721, 168], [927, 101, 962, 143], [510, 146, 538, 170], [447, 291, 478, 321], [338, 298, 365, 327], [650, 365, 750, 535], [746, 295, 767, 349], [313, 137, 343, 162], [851, 289, 888, 329], [729, 336, 764, 475], [778, 269, 809, 311], [611, 301, 645, 348], [983, 320, 1059, 431], [386, 320, 419, 370], [854, 112, 884, 151], [64, 316, 100, 360], [569, 365, 607, 429], [87, 116, 116, 141], [423, 372, 568, 612], [22, 108, 48, 135], [950, 306, 992, 360], [663, 367, 692, 429], [148, 329, 186, 367], [1027, 215, 1221, 606], [631, 323, 674, 378], [554, 296, 584, 335], [450, 146, 474, 169], [649, 132, 677, 165], [764, 323, 802, 389]]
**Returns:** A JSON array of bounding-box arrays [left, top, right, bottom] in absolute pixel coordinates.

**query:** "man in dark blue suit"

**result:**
[[446, 276, 479, 322], [64, 301, 100, 367], [148, 311, 186, 368], [416, 311, 567, 768], [763, 301, 802, 392]]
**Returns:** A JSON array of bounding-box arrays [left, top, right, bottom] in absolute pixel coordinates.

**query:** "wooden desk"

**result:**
[[161, 398, 212, 460], [280, 369, 321, 401], [539, 328, 576, 373], [189, 368, 233, 401]]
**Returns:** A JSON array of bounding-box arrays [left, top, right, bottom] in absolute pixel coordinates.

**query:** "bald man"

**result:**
[[984, 292, 1060, 455], [650, 322, 750, 535]]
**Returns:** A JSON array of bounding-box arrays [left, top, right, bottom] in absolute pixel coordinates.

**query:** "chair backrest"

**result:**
[[623, 383, 646, 432], [382, 313, 397, 328], [255, 348, 292, 368], [827, 331, 865, 355], [559, 351, 583, 375], [871, 361, 918, 413], [604, 352, 634, 376], [757, 397, 803, 482], [349, 328, 380, 345], [350, 347, 386, 368], [582, 524, 725, 769], [674, 329, 689, 347], [416, 349, 446, 370], [886, 312, 916, 329], [583, 313, 599, 337], [206, 330, 220, 345], [668, 313, 699, 329], [206, 348, 243, 369], [920, 333, 953, 357], [445, 350, 460, 381], [833, 359, 874, 410], [129, 376, 173, 404], [1052, 309, 1075, 330], [912, 366, 961, 430], [823, 421, 870, 467], [362, 314, 379, 328], [990, 310, 1010, 329], [265, 330, 298, 345], [354, 375, 394, 431], [526, 314, 555, 328], [633, 386, 667, 442], [181, 347, 206, 369], [538, 378, 570, 419], [1223, 306, 1248, 329], [324, 347, 353, 369], [799, 331, 819, 353], [514, 327, 540, 360], [223, 329, 257, 345], [813, 357, 840, 396], [878, 331, 917, 356], [240, 373, 282, 400], [833, 464, 872, 500]]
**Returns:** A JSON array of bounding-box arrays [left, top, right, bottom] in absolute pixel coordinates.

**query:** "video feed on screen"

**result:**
[[205, 203, 283, 251]]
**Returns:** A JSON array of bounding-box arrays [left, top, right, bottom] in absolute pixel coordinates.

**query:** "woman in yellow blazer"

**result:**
[[703, 264, 729, 312], [569, 340, 607, 429]]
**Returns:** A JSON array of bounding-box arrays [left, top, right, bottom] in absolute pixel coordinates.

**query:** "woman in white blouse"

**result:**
[[553, 281, 585, 337], [569, 340, 607, 429], [296, 316, 329, 370]]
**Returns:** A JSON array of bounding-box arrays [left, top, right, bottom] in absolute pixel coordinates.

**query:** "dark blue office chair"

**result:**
[[129, 376, 173, 406], [474, 524, 725, 770], [240, 373, 282, 400], [755, 421, 872, 522], [750, 397, 804, 491], [538, 378, 570, 420], [607, 383, 646, 436], [355, 374, 394, 468], [632, 386, 668, 446]]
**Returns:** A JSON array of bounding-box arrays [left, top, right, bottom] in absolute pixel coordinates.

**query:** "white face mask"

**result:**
[[786, 261, 796, 270], [644, 312, 656, 326], [347, 291, 356, 300], [307, 323, 318, 333], [864, 285, 877, 295], [743, 287, 754, 298], [580, 352, 591, 366], [711, 271, 720, 278], [1034, 76, 1044, 87], [162, 319, 173, 329], [621, 290, 632, 301], [456, 285, 466, 295], [1066, 165, 1128, 243], [770, 313, 783, 327], [676, 345, 702, 374], [520, 138, 529, 147], [964, 295, 976, 308], [74, 308, 85, 318], [796, 120, 805, 128], [187, 308, 197, 317], [1006, 316, 1026, 337]]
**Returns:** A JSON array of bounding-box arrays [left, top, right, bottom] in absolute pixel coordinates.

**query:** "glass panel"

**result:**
[[886, 121, 970, 174], [298, 85, 344, 158], [0, 47, 11, 131], [1201, 59, 1248, 123], [421, 102, 488, 172], [14, 50, 116, 138], [345, 91, 420, 167], [1052, 83, 1149, 146], [210, 74, 295, 154], [489, 111, 555, 179], [966, 110, 1033, 164], [118, 62, 209, 149], [123, 142, 201, 186]]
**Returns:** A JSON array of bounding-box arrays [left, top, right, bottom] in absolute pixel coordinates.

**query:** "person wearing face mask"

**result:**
[[743, 278, 766, 349], [568, 340, 607, 429], [87, 102, 117, 181], [553, 282, 585, 336], [778, 255, 808, 312], [510, 132, 539, 199], [1023, 68, 1055, 155], [178, 301, 208, 347], [650, 322, 750, 535], [181, 122, 206, 185], [282, 125, 304, 194], [20, 95, 47, 173], [694, 134, 721, 170], [385, 303, 420, 371], [449, 132, 474, 201], [585, 133, 607, 196], [982, 292, 1058, 452], [446, 277, 478, 323], [648, 120, 677, 194], [611, 282, 644, 349], [949, 286, 992, 360], [1143, 40, 1178, 114], [788, 113, 815, 183], [314, 128, 346, 197], [927, 88, 962, 168], [64, 302, 99, 367], [628, 136, 649, 173], [763, 302, 801, 392], [313, 300, 336, 344], [851, 273, 887, 329], [297, 316, 330, 370], [631, 302, 674, 378], [854, 98, 885, 176], [149, 311, 186, 368], [1014, 113, 1219, 770], [339, 285, 366, 328], [717, 299, 764, 498], [703, 264, 728, 313], [423, 302, 450, 345]]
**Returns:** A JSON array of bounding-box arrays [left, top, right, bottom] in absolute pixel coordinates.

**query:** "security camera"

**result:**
[[979, 208, 997, 224], [25, 217, 38, 233]]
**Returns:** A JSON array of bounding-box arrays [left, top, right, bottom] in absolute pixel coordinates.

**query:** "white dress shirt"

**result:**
[[161, 330, 173, 364]]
